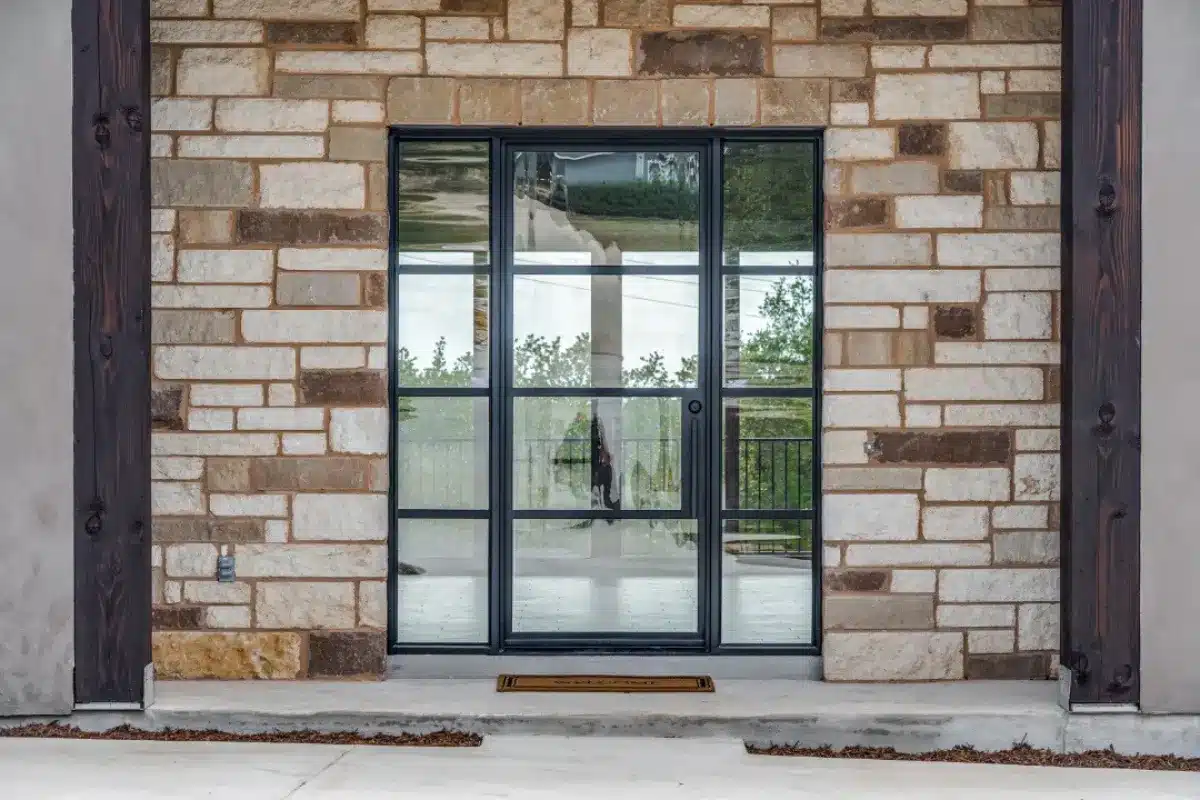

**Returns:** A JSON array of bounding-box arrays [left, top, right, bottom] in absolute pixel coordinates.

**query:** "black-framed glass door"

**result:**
[[389, 129, 821, 654]]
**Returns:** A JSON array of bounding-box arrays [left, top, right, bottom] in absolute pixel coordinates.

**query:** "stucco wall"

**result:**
[[0, 0, 75, 715], [1141, 0, 1200, 715]]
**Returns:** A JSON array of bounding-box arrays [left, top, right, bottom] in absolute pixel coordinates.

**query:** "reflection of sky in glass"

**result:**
[[395, 252, 814, 372]]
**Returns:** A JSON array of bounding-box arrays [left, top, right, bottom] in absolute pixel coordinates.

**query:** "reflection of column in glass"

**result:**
[[590, 274, 623, 629], [724, 277, 742, 519], [471, 273, 488, 520]]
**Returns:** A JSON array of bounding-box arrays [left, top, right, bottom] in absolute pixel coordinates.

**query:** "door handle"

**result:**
[[682, 396, 703, 518]]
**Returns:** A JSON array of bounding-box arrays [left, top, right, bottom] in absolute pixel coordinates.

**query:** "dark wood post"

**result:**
[[1061, 0, 1143, 705], [73, 0, 153, 705]]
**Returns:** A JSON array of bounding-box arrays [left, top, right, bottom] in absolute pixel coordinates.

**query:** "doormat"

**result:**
[[496, 675, 714, 693]]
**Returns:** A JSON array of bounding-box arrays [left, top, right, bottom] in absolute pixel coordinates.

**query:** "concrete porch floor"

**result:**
[[33, 679, 1199, 757]]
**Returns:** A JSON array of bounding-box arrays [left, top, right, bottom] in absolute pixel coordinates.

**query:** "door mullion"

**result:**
[[704, 136, 724, 652]]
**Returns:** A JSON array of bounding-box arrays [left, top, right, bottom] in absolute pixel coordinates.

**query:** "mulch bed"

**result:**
[[0, 723, 481, 748], [747, 742, 1200, 772]]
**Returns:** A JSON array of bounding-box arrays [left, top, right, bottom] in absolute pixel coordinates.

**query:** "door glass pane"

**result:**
[[723, 274, 814, 388], [723, 142, 815, 269], [513, 275, 699, 388], [396, 141, 489, 266], [722, 397, 814, 512], [395, 519, 488, 643], [721, 519, 813, 645], [512, 150, 701, 267], [396, 273, 488, 388], [396, 397, 488, 510], [513, 397, 682, 511], [512, 519, 698, 634]]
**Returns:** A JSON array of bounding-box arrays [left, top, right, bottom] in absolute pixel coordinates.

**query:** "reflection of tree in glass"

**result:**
[[724, 143, 815, 255]]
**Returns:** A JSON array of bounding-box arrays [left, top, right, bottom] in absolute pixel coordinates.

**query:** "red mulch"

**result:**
[[747, 742, 1199, 771], [0, 723, 480, 748]]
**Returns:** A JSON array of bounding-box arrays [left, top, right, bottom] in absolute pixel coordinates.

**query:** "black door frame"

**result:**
[[387, 128, 823, 656]]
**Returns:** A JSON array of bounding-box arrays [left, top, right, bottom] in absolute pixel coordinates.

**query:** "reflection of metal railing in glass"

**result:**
[[724, 436, 814, 558]]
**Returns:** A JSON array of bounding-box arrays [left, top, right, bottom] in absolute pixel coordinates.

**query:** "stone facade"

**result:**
[[149, 0, 1062, 681]]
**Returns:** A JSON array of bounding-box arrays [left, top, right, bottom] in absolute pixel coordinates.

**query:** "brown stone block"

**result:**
[[308, 631, 387, 678], [970, 8, 1062, 42], [637, 32, 766, 77], [267, 23, 358, 46], [844, 331, 891, 366], [985, 206, 1060, 231], [898, 123, 947, 156], [299, 370, 388, 406], [152, 606, 204, 631], [152, 383, 185, 431], [179, 210, 234, 245], [934, 305, 977, 339], [521, 80, 590, 125], [825, 332, 844, 367], [985, 94, 1061, 120], [828, 198, 889, 229], [249, 458, 373, 492], [236, 211, 388, 246], [868, 431, 1011, 465], [966, 652, 1053, 680], [822, 18, 968, 42], [603, 0, 668, 27], [943, 170, 983, 194], [275, 75, 387, 101], [152, 160, 255, 208], [459, 79, 521, 124], [1047, 501, 1060, 531], [443, 0, 504, 13], [365, 273, 388, 309], [831, 79, 871, 103], [387, 77, 456, 124], [893, 331, 931, 366], [153, 632, 304, 680], [153, 518, 266, 544], [152, 46, 173, 96], [329, 127, 387, 162], [367, 164, 388, 212], [825, 595, 934, 631], [760, 78, 829, 125], [826, 570, 888, 593], [206, 458, 252, 492]]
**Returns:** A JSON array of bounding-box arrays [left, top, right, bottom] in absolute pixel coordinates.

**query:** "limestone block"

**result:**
[[177, 250, 274, 284], [567, 29, 632, 77], [177, 136, 326, 159], [924, 467, 1012, 501], [332, 101, 386, 124], [153, 0, 208, 16], [826, 269, 980, 304], [660, 80, 711, 126], [188, 408, 235, 431], [1009, 171, 1061, 206], [330, 408, 389, 455], [1018, 603, 1059, 650], [153, 482, 206, 516], [983, 292, 1051, 340], [152, 457, 206, 481], [293, 494, 388, 541], [278, 248, 388, 271], [994, 531, 1058, 565], [760, 79, 829, 125], [851, 162, 939, 195], [151, 20, 263, 44], [891, 570, 936, 593], [845, 543, 992, 566], [824, 394, 902, 428], [675, 4, 769, 28], [215, 99, 329, 133], [189, 384, 265, 407], [874, 73, 979, 120], [1014, 453, 1060, 502], [278, 274, 363, 307], [209, 493, 289, 517], [775, 45, 868, 78], [152, 160, 255, 207], [241, 311, 387, 344], [358, 581, 388, 628], [153, 632, 303, 679], [152, 433, 280, 457], [283, 434, 328, 456], [459, 80, 522, 124], [774, 8, 818, 42], [928, 44, 1060, 69], [151, 98, 214, 131], [874, 0, 966, 15], [165, 544, 218, 578], [895, 196, 983, 229], [937, 604, 1015, 629], [823, 430, 869, 465], [826, 128, 894, 161], [237, 408, 326, 431], [508, 0, 565, 40], [261, 164, 366, 210], [427, 16, 491, 40], [947, 122, 1039, 169], [940, 568, 1059, 603], [426, 43, 563, 77], [907, 367, 1042, 401], [521, 79, 590, 125], [152, 285, 272, 309], [155, 346, 296, 380], [275, 51, 422, 75], [184, 581, 253, 604], [151, 234, 175, 282], [824, 307, 901, 331], [237, 544, 388, 578], [825, 595, 934, 631], [213, 0, 361, 19], [826, 234, 931, 267], [593, 81, 658, 124], [176, 49, 269, 96], [938, 232, 1059, 267], [923, 505, 989, 540], [823, 493, 919, 541], [825, 632, 964, 680], [364, 15, 421, 49]]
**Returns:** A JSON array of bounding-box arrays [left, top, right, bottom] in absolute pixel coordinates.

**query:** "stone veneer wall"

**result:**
[[148, 0, 1062, 680]]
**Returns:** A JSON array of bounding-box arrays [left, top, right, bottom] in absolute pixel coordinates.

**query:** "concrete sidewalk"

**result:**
[[0, 736, 1195, 799]]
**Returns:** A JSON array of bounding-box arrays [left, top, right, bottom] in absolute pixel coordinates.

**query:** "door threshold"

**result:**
[[389, 654, 822, 680]]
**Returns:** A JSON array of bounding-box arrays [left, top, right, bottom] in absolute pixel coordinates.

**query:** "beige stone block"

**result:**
[[826, 595, 934, 631], [521, 80, 590, 125], [948, 123, 1040, 169], [188, 384, 264, 407], [938, 232, 1059, 267], [508, 0, 565, 40], [760, 79, 829, 125], [179, 211, 235, 246], [293, 494, 388, 541], [277, 273, 363, 307], [674, 4, 769, 28], [923, 505, 989, 541], [831, 102, 869, 126], [153, 284, 273, 309], [826, 128, 894, 161], [368, 0, 439, 8], [822, 0, 867, 17], [1016, 429, 1059, 452], [426, 16, 491, 41], [177, 49, 269, 97], [1009, 70, 1061, 94], [268, 383, 297, 407], [774, 45, 867, 78], [165, 543, 218, 578], [1014, 453, 1059, 502], [210, 493, 289, 516], [895, 196, 983, 229], [968, 630, 1015, 654], [151, 234, 175, 282], [153, 482, 206, 516], [155, 346, 296, 381], [826, 270, 980, 304], [1010, 171, 1061, 206], [983, 292, 1052, 340], [153, 160, 255, 208], [205, 606, 251, 629], [773, 7, 817, 42], [151, 20, 263, 45], [925, 467, 1012, 502], [151, 98, 214, 132], [387, 78, 456, 124], [152, 433, 280, 457], [365, 15, 422, 49], [824, 307, 901, 331], [216, 0, 358, 18], [845, 543, 991, 567], [906, 366, 1042, 401], [661, 80, 711, 126], [1018, 603, 1059, 651], [825, 632, 964, 681], [1042, 121, 1061, 170], [333, 101, 386, 125], [177, 249, 274, 284], [151, 210, 177, 234], [151, 137, 173, 158], [994, 531, 1058, 566], [330, 408, 389, 455], [460, 79, 522, 123], [276, 51, 422, 75], [215, 99, 329, 133], [981, 71, 1006, 95], [984, 267, 1060, 293], [568, 29, 632, 77], [943, 403, 1059, 428], [939, 568, 1059, 603], [823, 467, 923, 492], [278, 248, 388, 271], [713, 79, 758, 125], [237, 408, 325, 432], [184, 581, 253, 605], [871, 46, 926, 70], [282, 434, 327, 456], [904, 404, 941, 427], [851, 162, 939, 195], [237, 544, 388, 578], [241, 310, 387, 344], [993, 505, 1050, 531], [873, 0, 966, 15], [359, 581, 388, 628], [593, 81, 658, 125], [823, 493, 918, 541], [824, 430, 869, 465], [177, 136, 325, 159], [929, 44, 1060, 69], [153, 632, 303, 680], [153, 0, 208, 17], [275, 75, 388, 101], [256, 582, 356, 629], [427, 43, 563, 77], [824, 394, 902, 428], [891, 570, 936, 594], [874, 73, 980, 121], [938, 604, 1015, 629], [827, 234, 931, 267], [152, 457, 206, 481], [329, 127, 388, 162]]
